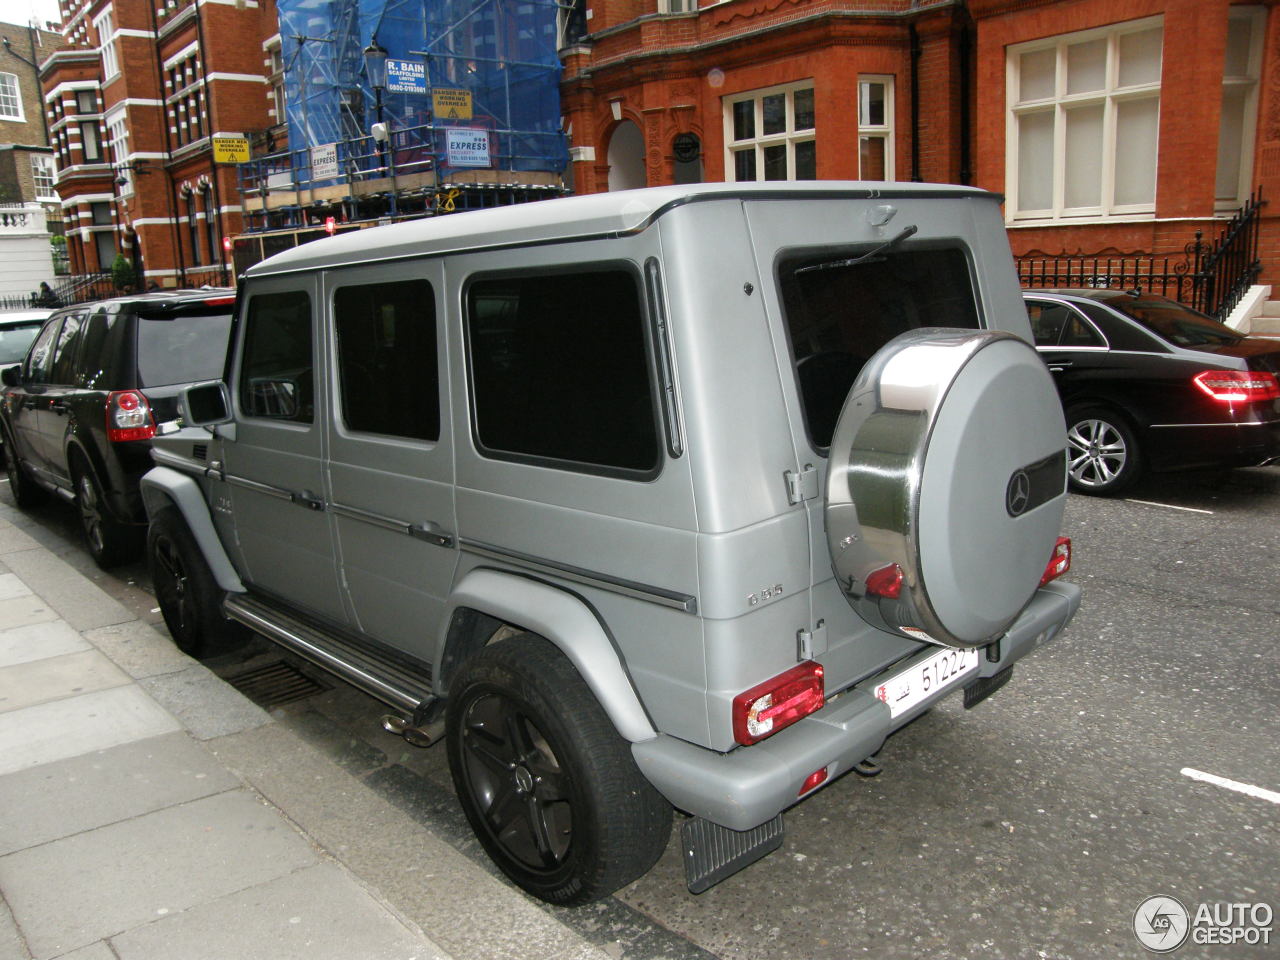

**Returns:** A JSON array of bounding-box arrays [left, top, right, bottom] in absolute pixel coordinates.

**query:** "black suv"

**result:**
[[1, 289, 235, 567]]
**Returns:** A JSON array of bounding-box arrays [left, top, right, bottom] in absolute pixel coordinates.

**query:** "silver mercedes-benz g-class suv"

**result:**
[[143, 182, 1081, 904]]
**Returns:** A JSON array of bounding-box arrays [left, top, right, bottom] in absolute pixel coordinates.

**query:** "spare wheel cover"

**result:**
[[824, 327, 1067, 648]]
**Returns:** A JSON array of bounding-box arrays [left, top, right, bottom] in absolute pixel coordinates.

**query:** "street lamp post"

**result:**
[[362, 39, 397, 217]]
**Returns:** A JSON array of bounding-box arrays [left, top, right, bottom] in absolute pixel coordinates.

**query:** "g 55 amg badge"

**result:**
[[747, 584, 784, 608]]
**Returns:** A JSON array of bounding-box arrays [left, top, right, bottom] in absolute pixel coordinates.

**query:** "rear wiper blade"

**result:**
[[795, 224, 919, 275]]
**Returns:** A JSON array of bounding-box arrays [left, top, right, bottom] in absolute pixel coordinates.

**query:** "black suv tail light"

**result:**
[[106, 390, 156, 443]]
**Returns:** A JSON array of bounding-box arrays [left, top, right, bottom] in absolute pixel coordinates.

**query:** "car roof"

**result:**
[[56, 288, 236, 314], [246, 181, 997, 278], [1022, 288, 1151, 304], [0, 310, 54, 325]]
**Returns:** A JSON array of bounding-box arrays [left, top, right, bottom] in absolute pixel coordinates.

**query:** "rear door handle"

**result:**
[[293, 489, 325, 511], [1047, 362, 1072, 372]]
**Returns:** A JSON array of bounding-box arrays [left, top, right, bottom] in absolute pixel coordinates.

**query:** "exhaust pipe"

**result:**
[[381, 714, 445, 748]]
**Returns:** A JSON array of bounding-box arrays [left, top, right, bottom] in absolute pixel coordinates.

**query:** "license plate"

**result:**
[[875, 646, 980, 718]]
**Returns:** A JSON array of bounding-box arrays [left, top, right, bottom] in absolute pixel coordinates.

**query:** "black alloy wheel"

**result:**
[[74, 467, 139, 568], [1065, 405, 1142, 495], [147, 508, 246, 658], [3, 438, 46, 509], [445, 635, 671, 904]]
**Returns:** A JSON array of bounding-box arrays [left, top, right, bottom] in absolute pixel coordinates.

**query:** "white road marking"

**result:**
[[1181, 767, 1280, 805], [1124, 498, 1214, 515]]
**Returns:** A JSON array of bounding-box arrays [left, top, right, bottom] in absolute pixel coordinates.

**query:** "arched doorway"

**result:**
[[607, 120, 646, 191]]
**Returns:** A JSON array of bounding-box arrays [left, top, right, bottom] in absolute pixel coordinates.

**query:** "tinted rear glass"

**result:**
[[1102, 296, 1243, 347], [778, 245, 981, 448], [0, 321, 44, 364], [136, 311, 234, 388]]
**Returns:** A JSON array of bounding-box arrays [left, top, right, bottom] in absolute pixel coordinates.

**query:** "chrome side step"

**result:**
[[223, 594, 434, 715]]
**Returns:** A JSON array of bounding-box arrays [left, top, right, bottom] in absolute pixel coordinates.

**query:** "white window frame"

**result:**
[[1006, 16, 1163, 223], [106, 110, 131, 194], [857, 75, 895, 182], [723, 80, 816, 183], [94, 7, 120, 81], [659, 0, 698, 13], [30, 154, 57, 200], [1216, 5, 1265, 210], [0, 73, 24, 122]]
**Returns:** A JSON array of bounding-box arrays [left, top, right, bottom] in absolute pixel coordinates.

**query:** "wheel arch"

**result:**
[[438, 568, 657, 744], [140, 466, 245, 594]]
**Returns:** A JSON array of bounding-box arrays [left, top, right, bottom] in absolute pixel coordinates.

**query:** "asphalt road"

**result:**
[[4, 466, 1277, 960]]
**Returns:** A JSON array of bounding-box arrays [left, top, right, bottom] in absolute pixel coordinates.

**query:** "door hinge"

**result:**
[[785, 464, 818, 505], [797, 619, 827, 660]]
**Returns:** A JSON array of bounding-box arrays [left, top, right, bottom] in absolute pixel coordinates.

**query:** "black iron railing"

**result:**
[[0, 272, 115, 312], [1018, 187, 1266, 322]]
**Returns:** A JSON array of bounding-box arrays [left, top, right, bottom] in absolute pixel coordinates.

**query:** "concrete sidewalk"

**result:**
[[0, 510, 614, 960]]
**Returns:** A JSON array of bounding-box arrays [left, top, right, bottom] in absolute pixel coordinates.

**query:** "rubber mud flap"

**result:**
[[825, 328, 1067, 648], [682, 814, 785, 894]]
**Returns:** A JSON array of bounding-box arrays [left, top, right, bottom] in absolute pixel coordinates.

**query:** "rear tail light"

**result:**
[[106, 390, 156, 443], [1192, 370, 1280, 404], [865, 562, 904, 599], [732, 662, 825, 746], [1040, 536, 1071, 586]]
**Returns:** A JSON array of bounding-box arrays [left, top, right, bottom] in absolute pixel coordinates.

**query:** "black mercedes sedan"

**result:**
[[1023, 290, 1280, 494]]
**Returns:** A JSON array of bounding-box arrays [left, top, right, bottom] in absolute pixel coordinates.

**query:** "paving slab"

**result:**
[[1, 550, 132, 632], [0, 790, 318, 959], [51, 942, 115, 960], [0, 649, 131, 714], [110, 861, 445, 960], [0, 893, 30, 960], [139, 664, 270, 740], [0, 685, 179, 777], [82, 620, 192, 679], [0, 523, 45, 556], [0, 731, 240, 857], [0, 594, 58, 632], [210, 723, 612, 960], [0, 621, 89, 668], [0, 573, 31, 602]]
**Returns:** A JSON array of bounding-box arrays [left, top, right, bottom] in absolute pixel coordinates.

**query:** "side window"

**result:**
[[238, 290, 313, 423], [77, 310, 117, 389], [1060, 313, 1106, 347], [467, 268, 659, 475], [333, 278, 438, 442], [50, 314, 85, 385], [25, 320, 62, 384], [1025, 300, 1073, 346]]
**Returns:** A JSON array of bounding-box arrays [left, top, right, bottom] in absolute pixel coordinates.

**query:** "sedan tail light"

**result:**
[[106, 390, 156, 443], [1192, 370, 1280, 404], [732, 662, 825, 746]]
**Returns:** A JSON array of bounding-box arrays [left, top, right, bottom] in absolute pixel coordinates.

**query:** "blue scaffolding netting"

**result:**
[[276, 0, 568, 178]]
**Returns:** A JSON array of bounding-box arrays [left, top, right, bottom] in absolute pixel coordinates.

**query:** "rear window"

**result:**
[[778, 245, 981, 448], [0, 321, 44, 364], [135, 310, 234, 388], [1101, 295, 1243, 347]]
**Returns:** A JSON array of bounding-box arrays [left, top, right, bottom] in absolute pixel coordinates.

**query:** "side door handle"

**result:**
[[293, 489, 326, 511], [1047, 362, 1072, 372], [409, 520, 454, 548], [50, 401, 68, 414]]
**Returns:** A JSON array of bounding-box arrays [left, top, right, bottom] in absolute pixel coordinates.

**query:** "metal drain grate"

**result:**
[[226, 660, 330, 708]]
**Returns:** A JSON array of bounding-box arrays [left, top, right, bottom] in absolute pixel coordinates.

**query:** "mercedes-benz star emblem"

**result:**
[[1006, 469, 1031, 517]]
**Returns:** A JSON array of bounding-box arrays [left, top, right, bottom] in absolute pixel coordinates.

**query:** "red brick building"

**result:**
[[561, 0, 1280, 298], [40, 0, 278, 288]]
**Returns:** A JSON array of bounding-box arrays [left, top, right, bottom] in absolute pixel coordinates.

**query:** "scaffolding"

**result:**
[[276, 0, 569, 177]]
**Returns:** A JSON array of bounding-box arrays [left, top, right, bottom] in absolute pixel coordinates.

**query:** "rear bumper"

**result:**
[[1145, 417, 1280, 472], [633, 580, 1081, 831]]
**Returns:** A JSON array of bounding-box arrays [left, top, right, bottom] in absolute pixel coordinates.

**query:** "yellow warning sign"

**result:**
[[212, 136, 250, 164], [432, 89, 473, 120]]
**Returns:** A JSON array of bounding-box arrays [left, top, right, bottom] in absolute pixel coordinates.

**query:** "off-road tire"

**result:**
[[148, 507, 248, 657], [445, 633, 671, 904]]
